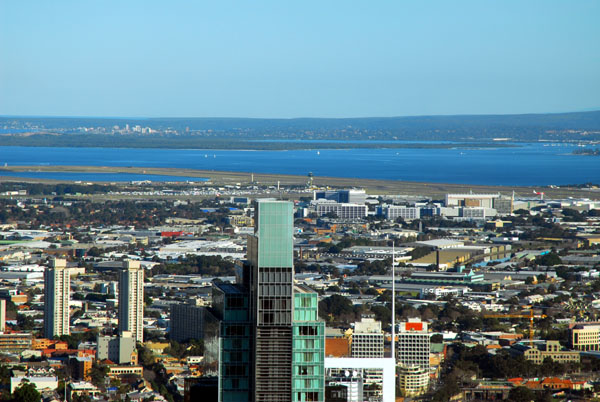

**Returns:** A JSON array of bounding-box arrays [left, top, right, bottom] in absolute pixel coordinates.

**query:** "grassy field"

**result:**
[[0, 165, 598, 199]]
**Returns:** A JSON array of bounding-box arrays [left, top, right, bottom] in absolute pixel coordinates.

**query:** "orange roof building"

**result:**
[[325, 338, 350, 357]]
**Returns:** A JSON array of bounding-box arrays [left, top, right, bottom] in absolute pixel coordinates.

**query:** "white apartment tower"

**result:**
[[351, 316, 385, 394], [0, 299, 6, 332], [119, 260, 144, 343], [396, 318, 430, 397], [397, 318, 430, 370], [44, 259, 70, 338]]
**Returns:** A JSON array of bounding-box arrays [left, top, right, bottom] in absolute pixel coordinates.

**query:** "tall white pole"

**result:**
[[391, 242, 395, 359]]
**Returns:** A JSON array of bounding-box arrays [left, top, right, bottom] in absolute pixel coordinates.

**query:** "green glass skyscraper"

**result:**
[[292, 285, 325, 402], [247, 200, 295, 401], [247, 200, 325, 402], [206, 200, 325, 402]]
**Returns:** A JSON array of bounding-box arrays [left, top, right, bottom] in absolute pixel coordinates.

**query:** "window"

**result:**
[[298, 365, 313, 375], [301, 297, 311, 308], [227, 295, 245, 309], [263, 312, 274, 323], [225, 325, 246, 336], [225, 365, 245, 376], [299, 325, 317, 336]]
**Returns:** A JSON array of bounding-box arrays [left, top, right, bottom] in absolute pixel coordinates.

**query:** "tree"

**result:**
[[507, 386, 535, 402], [318, 294, 354, 320], [11, 380, 41, 402], [72, 394, 92, 402], [430, 334, 443, 343], [16, 315, 36, 331], [88, 361, 109, 387], [536, 252, 562, 266]]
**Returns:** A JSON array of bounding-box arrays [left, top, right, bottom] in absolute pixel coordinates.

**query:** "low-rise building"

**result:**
[[570, 322, 600, 351], [511, 340, 580, 365], [11, 376, 58, 393], [97, 332, 138, 365], [67, 382, 101, 402], [106, 365, 144, 378], [0, 332, 33, 352]]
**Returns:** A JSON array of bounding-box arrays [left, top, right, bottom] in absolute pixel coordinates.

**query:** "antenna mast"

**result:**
[[391, 242, 395, 359]]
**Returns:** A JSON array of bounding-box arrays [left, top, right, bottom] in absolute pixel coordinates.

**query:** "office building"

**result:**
[[97, 332, 138, 365], [380, 206, 420, 221], [314, 189, 366, 204], [493, 197, 513, 215], [397, 318, 430, 397], [170, 303, 207, 343], [397, 318, 430, 370], [511, 340, 580, 365], [570, 322, 600, 351], [461, 207, 497, 220], [350, 316, 384, 398], [119, 260, 144, 343], [44, 258, 70, 338], [0, 332, 32, 352], [351, 317, 384, 359], [314, 201, 368, 219]]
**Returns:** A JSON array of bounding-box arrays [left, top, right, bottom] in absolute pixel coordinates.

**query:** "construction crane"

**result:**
[[483, 310, 547, 345]]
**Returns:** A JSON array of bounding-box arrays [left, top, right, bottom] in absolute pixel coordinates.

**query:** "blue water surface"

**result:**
[[0, 142, 597, 186], [0, 171, 206, 182]]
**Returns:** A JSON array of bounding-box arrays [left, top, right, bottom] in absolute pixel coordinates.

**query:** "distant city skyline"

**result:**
[[1, 1, 599, 118]]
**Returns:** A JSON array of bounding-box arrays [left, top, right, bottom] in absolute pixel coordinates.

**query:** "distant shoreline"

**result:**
[[0, 137, 517, 151]]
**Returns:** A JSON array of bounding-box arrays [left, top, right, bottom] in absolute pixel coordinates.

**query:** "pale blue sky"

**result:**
[[1, 1, 599, 118]]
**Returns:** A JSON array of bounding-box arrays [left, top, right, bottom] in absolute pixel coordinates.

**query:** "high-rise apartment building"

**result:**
[[204, 282, 252, 402], [396, 318, 430, 397], [246, 200, 295, 401], [44, 258, 70, 338], [351, 317, 384, 358], [119, 260, 144, 343], [170, 302, 207, 343], [203, 200, 325, 402], [350, 316, 384, 398], [397, 318, 430, 370], [292, 285, 325, 402]]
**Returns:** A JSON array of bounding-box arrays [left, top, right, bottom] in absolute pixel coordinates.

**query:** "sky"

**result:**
[[1, 1, 599, 118]]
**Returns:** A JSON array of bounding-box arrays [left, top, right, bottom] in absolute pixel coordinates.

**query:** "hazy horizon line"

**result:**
[[1, 108, 599, 121]]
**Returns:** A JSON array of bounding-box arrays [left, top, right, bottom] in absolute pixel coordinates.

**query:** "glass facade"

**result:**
[[292, 289, 325, 402], [256, 201, 294, 268], [251, 201, 296, 401], [212, 284, 251, 402], [206, 200, 325, 402]]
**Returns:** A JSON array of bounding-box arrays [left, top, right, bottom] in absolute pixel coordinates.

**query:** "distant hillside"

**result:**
[[1, 111, 599, 147]]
